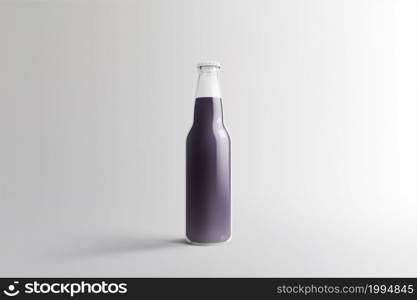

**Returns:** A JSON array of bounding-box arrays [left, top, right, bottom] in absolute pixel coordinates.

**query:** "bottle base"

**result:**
[[185, 236, 231, 246]]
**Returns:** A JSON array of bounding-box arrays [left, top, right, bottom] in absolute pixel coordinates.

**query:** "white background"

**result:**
[[0, 0, 416, 277]]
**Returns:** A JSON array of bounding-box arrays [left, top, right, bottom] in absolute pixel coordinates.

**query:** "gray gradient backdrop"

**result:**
[[0, 0, 416, 277]]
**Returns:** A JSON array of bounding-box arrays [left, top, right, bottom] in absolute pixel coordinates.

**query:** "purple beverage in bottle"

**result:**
[[186, 61, 231, 245]]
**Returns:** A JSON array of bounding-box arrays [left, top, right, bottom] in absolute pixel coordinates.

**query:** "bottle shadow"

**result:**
[[55, 234, 189, 261]]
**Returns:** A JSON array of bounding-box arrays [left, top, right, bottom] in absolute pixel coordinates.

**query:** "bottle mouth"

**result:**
[[197, 61, 221, 69]]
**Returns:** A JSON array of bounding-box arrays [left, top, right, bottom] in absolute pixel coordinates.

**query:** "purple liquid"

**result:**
[[186, 97, 231, 243]]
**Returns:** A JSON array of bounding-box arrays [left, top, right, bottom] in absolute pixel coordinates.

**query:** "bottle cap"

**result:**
[[197, 61, 221, 69]]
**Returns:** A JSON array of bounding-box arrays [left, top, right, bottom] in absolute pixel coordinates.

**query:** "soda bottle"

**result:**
[[186, 61, 231, 245]]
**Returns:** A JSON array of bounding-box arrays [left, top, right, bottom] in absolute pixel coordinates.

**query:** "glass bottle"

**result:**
[[186, 61, 231, 245]]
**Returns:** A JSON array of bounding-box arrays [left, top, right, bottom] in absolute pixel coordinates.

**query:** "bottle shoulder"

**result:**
[[188, 123, 230, 133], [187, 124, 230, 143]]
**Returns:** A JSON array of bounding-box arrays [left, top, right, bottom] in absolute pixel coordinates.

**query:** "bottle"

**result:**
[[186, 61, 231, 245]]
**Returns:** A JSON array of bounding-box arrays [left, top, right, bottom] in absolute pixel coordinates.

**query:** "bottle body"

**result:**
[[186, 97, 231, 244]]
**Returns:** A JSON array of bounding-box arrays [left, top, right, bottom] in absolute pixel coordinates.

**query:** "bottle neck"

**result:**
[[193, 98, 224, 126], [195, 66, 222, 98]]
